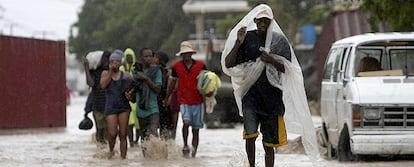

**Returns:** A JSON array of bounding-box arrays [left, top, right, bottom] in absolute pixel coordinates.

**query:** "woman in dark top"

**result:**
[[100, 50, 132, 159]]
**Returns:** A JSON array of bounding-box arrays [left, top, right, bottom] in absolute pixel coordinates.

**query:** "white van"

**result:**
[[320, 32, 414, 161]]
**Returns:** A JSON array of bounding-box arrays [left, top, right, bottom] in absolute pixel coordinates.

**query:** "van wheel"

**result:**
[[337, 125, 354, 161]]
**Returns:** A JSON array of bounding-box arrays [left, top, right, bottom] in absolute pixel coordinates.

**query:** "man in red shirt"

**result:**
[[165, 41, 206, 158]]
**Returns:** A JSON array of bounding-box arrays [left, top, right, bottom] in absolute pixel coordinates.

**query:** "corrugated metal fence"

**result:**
[[0, 35, 66, 128]]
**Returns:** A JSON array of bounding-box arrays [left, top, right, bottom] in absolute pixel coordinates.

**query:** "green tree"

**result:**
[[68, 0, 109, 59], [361, 0, 414, 32], [69, 0, 189, 61]]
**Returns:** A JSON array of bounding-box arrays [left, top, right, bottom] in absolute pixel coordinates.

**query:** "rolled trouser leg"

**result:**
[[94, 111, 107, 144], [97, 128, 106, 144]]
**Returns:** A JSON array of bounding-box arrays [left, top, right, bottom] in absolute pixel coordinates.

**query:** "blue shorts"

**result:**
[[181, 104, 204, 129]]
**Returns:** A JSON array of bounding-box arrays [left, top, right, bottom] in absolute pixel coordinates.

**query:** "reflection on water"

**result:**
[[0, 127, 66, 135]]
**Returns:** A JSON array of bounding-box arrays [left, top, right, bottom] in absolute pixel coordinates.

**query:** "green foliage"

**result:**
[[361, 0, 414, 32], [68, 0, 109, 59], [69, 0, 189, 61], [298, 5, 331, 26], [267, 0, 331, 42], [247, 0, 268, 7], [70, 0, 343, 60], [216, 14, 245, 36], [160, 24, 190, 57]]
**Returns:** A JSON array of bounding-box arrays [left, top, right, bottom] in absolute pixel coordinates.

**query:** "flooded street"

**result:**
[[1, 96, 413, 167]]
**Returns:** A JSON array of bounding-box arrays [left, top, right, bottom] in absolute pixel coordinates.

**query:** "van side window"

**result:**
[[355, 48, 382, 76], [358, 57, 381, 72], [335, 47, 348, 82], [323, 48, 345, 81]]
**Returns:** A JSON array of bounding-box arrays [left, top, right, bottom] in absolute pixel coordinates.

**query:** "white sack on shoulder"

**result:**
[[86, 50, 103, 70]]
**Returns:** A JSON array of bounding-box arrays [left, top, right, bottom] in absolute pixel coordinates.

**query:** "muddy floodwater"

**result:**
[[1, 96, 413, 167]]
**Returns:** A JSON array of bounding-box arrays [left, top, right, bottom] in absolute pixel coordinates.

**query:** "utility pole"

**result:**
[[9, 23, 14, 35], [0, 4, 4, 35]]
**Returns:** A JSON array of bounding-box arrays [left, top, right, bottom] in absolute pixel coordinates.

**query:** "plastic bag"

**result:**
[[78, 114, 93, 130], [86, 50, 103, 70]]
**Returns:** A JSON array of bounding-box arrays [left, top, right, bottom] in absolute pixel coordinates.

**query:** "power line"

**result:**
[[0, 17, 37, 35]]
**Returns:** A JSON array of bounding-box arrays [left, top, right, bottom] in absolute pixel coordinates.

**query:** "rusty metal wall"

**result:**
[[0, 35, 66, 128]]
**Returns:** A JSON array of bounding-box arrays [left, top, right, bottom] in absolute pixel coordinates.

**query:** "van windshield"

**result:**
[[355, 43, 414, 77], [389, 49, 414, 76]]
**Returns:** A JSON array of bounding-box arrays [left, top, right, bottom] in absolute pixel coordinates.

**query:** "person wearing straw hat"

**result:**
[[164, 41, 207, 158]]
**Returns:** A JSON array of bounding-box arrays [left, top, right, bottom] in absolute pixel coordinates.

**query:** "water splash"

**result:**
[[227, 151, 251, 167]]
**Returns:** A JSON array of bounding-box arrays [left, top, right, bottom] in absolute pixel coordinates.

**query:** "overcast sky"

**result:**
[[0, 0, 84, 41]]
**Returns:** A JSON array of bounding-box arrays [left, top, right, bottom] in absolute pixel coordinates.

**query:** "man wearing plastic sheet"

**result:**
[[222, 4, 320, 167]]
